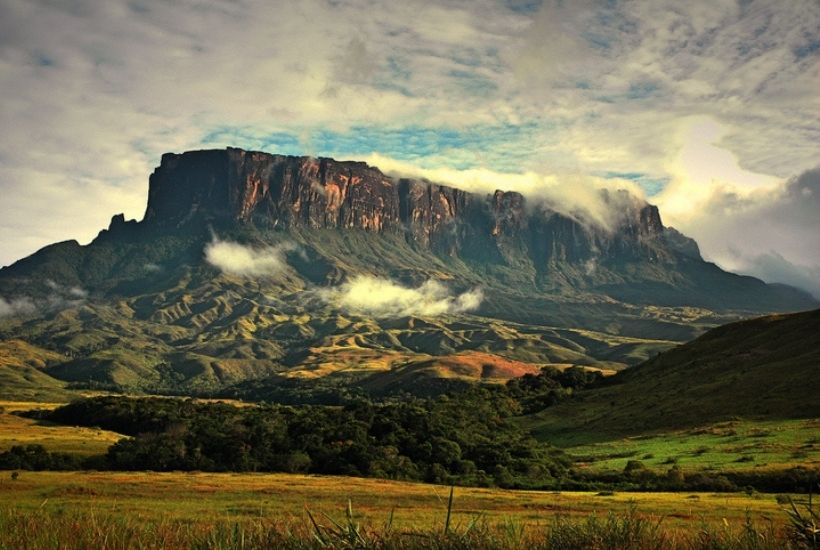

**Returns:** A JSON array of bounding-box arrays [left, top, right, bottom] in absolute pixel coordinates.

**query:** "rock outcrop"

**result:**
[[139, 147, 672, 271]]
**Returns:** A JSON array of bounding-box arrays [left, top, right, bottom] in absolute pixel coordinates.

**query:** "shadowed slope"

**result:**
[[528, 308, 820, 445]]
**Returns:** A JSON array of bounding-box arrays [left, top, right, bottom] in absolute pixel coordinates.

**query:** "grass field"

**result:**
[[568, 418, 820, 473], [0, 470, 803, 528], [0, 400, 123, 456], [0, 402, 817, 547], [1, 471, 814, 549]]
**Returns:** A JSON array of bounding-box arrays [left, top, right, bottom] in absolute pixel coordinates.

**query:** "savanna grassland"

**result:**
[[1, 398, 818, 548], [1, 309, 818, 548], [1, 470, 816, 549], [0, 400, 122, 456]]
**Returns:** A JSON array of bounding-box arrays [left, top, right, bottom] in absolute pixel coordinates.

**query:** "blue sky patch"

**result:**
[[599, 171, 670, 196], [203, 123, 544, 173]]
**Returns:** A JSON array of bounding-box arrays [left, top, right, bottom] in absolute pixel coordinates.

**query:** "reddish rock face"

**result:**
[[144, 148, 401, 232], [141, 147, 677, 268]]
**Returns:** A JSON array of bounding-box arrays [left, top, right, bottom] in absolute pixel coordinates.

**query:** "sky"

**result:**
[[1, 0, 819, 295]]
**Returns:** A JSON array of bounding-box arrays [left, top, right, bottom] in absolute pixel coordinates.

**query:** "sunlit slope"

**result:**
[[0, 340, 71, 401], [0, 228, 704, 395], [527, 308, 820, 445]]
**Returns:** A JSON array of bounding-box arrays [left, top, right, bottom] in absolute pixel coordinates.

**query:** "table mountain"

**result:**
[[0, 148, 815, 398]]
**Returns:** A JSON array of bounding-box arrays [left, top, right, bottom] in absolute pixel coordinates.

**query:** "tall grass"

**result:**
[[1, 496, 816, 550]]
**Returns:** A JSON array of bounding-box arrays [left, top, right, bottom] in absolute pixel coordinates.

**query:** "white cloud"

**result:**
[[318, 275, 483, 318], [204, 239, 294, 277], [0, 279, 88, 318], [654, 116, 780, 224], [366, 153, 647, 231], [0, 296, 36, 318], [657, 162, 820, 297]]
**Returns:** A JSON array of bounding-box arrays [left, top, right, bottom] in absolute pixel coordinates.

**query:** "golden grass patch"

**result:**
[[0, 471, 794, 531], [0, 402, 123, 456]]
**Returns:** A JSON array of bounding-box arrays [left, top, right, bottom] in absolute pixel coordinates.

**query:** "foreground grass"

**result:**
[[1, 505, 811, 550], [2, 471, 817, 549], [1, 472, 817, 549], [0, 471, 794, 528]]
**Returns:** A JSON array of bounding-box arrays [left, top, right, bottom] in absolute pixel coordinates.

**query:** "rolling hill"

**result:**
[[526, 308, 820, 445]]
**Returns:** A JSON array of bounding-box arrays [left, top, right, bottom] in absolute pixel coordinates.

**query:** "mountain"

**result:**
[[526, 308, 820, 445], [0, 148, 815, 397]]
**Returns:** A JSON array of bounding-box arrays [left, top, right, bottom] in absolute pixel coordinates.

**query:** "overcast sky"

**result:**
[[1, 0, 818, 295]]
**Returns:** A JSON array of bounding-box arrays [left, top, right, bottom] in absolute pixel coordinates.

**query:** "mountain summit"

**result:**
[[0, 148, 815, 398]]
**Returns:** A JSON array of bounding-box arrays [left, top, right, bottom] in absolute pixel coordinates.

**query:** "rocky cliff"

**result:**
[[139, 148, 673, 272], [2, 147, 814, 313]]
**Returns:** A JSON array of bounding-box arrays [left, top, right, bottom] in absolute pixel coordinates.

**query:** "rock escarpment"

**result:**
[[139, 147, 675, 271]]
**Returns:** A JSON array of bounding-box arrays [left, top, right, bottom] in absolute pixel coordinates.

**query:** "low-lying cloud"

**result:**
[[0, 279, 88, 319], [730, 251, 820, 300], [657, 154, 820, 298], [319, 275, 483, 318], [0, 296, 37, 318], [204, 239, 295, 276], [365, 153, 647, 232]]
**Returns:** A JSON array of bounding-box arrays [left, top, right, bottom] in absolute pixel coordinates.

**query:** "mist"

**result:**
[[365, 153, 647, 232]]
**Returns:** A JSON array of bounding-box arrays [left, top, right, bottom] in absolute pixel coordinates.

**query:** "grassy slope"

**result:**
[[569, 418, 819, 473], [1, 223, 776, 395], [526, 309, 820, 447], [0, 341, 72, 402], [0, 401, 122, 456]]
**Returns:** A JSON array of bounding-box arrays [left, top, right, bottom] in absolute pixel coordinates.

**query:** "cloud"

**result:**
[[0, 296, 36, 318], [366, 153, 647, 231], [730, 252, 820, 299], [657, 161, 820, 296], [0, 279, 88, 318], [653, 117, 781, 223], [204, 239, 295, 276], [318, 276, 483, 318]]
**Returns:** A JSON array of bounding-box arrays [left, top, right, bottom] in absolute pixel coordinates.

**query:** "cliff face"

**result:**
[[141, 147, 671, 270]]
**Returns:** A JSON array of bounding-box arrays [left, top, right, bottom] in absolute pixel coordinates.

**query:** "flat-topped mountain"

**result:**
[[0, 148, 815, 398], [142, 148, 667, 267]]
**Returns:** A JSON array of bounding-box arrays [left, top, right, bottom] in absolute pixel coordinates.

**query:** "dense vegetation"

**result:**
[[4, 365, 808, 493], [39, 386, 571, 488]]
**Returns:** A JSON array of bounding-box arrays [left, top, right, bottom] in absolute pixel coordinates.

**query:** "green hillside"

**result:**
[[526, 308, 820, 446], [0, 229, 707, 397]]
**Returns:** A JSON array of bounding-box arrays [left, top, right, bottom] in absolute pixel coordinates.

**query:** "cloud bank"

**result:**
[[204, 239, 295, 277], [366, 153, 647, 231], [658, 163, 820, 298], [0, 296, 36, 318], [319, 276, 483, 318]]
